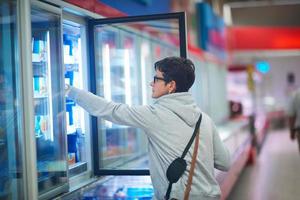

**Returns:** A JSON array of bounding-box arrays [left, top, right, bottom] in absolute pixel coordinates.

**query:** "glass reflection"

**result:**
[[95, 27, 146, 169], [31, 6, 67, 195], [0, 0, 25, 199]]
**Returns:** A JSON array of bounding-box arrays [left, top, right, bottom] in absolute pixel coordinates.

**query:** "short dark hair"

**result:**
[[154, 56, 195, 92]]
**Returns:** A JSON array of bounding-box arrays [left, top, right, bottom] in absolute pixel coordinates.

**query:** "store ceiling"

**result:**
[[223, 0, 300, 26], [221, 1, 300, 64]]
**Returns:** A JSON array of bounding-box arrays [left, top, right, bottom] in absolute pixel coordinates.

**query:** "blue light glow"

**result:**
[[255, 61, 270, 74]]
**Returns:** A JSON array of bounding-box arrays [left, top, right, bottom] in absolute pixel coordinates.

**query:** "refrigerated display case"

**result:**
[[88, 12, 187, 175], [31, 3, 68, 198]]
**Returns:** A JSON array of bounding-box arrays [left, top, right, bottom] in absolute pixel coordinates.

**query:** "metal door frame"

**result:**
[[88, 12, 187, 176]]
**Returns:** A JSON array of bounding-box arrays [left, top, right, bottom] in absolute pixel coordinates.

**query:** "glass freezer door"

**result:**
[[88, 12, 187, 175], [63, 22, 89, 176], [0, 0, 25, 199], [31, 4, 68, 198]]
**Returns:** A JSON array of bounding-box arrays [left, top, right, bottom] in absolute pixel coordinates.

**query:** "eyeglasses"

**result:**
[[153, 76, 167, 83]]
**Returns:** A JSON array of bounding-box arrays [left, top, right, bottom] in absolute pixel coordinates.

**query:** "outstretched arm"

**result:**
[[66, 86, 155, 130]]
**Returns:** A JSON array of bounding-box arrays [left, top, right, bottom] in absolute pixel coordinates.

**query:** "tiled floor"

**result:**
[[228, 129, 300, 200]]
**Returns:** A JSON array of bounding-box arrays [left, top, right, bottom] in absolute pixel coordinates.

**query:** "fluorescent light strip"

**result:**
[[141, 43, 148, 105], [102, 44, 111, 101], [78, 37, 85, 133], [46, 31, 54, 141], [102, 44, 112, 128], [124, 49, 132, 106], [78, 38, 83, 89]]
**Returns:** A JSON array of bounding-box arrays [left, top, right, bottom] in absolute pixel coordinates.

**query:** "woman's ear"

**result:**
[[168, 80, 176, 94]]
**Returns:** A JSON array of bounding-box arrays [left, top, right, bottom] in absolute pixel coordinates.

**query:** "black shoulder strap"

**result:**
[[181, 113, 202, 159], [165, 113, 203, 200]]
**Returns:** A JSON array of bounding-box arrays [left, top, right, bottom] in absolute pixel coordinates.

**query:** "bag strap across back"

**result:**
[[181, 113, 202, 159], [165, 113, 202, 199]]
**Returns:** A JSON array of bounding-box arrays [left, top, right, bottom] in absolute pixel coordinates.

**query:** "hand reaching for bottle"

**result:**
[[65, 84, 71, 96]]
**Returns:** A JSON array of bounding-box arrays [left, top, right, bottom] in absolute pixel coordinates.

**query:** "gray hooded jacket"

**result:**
[[67, 87, 230, 200]]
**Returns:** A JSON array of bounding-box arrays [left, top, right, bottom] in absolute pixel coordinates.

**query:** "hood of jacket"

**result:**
[[153, 92, 201, 127]]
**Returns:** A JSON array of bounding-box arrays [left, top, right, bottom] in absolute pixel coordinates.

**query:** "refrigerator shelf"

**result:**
[[32, 61, 47, 65], [32, 53, 47, 63], [34, 95, 48, 99], [33, 63, 47, 77], [65, 63, 79, 71]]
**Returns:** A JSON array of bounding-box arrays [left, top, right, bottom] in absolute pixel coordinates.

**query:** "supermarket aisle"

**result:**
[[228, 129, 300, 200]]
